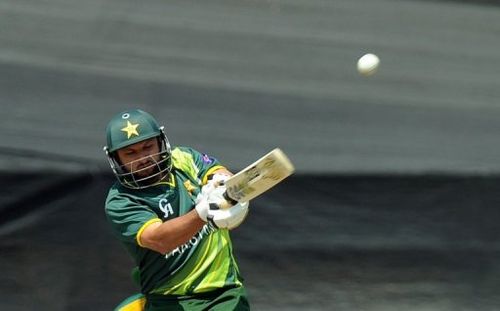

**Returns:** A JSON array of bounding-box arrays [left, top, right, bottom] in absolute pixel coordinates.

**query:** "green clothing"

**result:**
[[105, 147, 245, 298], [115, 293, 146, 311], [145, 286, 249, 311], [114, 287, 249, 311]]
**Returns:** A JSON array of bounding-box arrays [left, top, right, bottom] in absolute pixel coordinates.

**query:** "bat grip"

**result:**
[[223, 191, 238, 204], [218, 191, 238, 209]]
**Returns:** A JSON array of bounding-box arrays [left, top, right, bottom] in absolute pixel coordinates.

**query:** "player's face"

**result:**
[[116, 137, 161, 178]]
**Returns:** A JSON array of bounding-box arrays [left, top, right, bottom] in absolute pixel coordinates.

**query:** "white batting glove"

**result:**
[[195, 182, 249, 229], [195, 182, 216, 221], [208, 200, 249, 230], [208, 173, 231, 186], [195, 173, 232, 220]]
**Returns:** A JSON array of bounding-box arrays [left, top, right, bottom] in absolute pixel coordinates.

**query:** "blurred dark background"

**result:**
[[1, 0, 500, 310]]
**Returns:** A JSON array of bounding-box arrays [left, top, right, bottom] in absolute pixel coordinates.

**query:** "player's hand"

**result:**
[[195, 182, 216, 222], [208, 200, 249, 230], [195, 181, 224, 221], [208, 172, 231, 186], [195, 182, 249, 229], [207, 183, 249, 229]]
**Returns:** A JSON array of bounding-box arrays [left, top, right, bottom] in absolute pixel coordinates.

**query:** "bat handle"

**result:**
[[217, 191, 238, 209]]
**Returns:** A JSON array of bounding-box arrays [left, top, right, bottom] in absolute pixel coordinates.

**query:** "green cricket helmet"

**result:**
[[103, 109, 172, 189]]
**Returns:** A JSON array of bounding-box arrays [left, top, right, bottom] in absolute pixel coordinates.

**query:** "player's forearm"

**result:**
[[140, 210, 205, 255]]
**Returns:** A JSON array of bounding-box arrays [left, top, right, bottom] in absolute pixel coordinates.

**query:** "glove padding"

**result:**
[[195, 182, 216, 222], [195, 182, 249, 230], [208, 201, 249, 230], [208, 172, 231, 186]]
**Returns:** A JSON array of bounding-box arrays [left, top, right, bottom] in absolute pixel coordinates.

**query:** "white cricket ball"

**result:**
[[357, 53, 380, 76]]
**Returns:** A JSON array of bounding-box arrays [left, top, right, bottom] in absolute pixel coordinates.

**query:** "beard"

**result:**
[[133, 160, 162, 181], [135, 160, 155, 176], [115, 149, 172, 189]]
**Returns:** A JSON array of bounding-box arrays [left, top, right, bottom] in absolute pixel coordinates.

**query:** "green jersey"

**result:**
[[105, 147, 244, 297]]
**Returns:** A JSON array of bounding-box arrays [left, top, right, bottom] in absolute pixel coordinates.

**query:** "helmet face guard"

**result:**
[[105, 138, 172, 189], [104, 109, 173, 189]]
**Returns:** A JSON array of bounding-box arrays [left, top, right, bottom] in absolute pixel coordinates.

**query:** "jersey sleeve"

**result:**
[[105, 192, 161, 246], [171, 147, 226, 185]]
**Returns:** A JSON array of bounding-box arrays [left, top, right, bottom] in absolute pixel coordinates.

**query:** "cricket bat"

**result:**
[[217, 148, 295, 209]]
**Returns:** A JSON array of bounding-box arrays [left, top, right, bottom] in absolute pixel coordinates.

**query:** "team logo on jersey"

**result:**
[[202, 154, 215, 164], [159, 198, 174, 219], [121, 121, 140, 139]]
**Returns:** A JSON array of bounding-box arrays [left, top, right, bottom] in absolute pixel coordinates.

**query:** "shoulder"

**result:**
[[105, 184, 140, 213], [171, 146, 200, 158], [171, 146, 207, 169], [172, 146, 218, 165], [170, 146, 222, 183]]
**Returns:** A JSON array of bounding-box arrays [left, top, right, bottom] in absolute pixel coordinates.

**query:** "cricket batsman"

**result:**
[[103, 109, 251, 310]]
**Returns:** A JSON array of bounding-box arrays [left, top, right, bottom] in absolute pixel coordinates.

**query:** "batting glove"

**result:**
[[195, 182, 216, 222], [195, 182, 249, 230], [208, 172, 231, 186]]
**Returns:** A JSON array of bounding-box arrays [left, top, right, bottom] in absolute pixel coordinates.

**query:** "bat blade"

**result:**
[[219, 148, 294, 209]]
